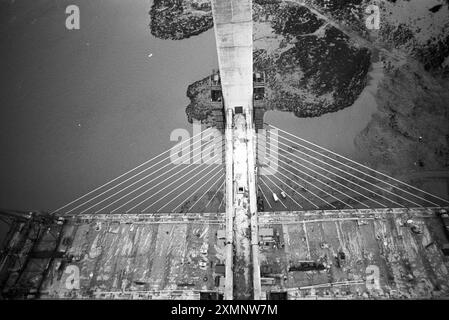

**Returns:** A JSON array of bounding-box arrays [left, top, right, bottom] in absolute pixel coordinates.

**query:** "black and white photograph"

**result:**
[[0, 0, 449, 312]]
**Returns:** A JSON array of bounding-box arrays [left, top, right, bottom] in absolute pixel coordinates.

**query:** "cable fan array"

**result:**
[[53, 123, 449, 216], [256, 124, 449, 211], [52, 128, 225, 215]]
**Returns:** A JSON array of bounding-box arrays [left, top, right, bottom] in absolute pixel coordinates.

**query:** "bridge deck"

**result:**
[[2, 208, 447, 299], [18, 220, 225, 299], [211, 0, 260, 299], [258, 209, 449, 299]]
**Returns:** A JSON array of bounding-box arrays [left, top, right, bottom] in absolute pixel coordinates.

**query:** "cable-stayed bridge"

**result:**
[[1, 0, 449, 300], [52, 128, 226, 215], [49, 123, 448, 216], [2, 120, 445, 300]]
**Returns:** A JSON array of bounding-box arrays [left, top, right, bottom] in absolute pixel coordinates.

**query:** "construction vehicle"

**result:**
[[288, 261, 326, 272]]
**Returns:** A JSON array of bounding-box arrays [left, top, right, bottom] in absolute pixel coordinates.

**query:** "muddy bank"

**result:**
[[182, 1, 371, 123], [355, 61, 449, 178], [265, 61, 384, 158], [378, 0, 449, 73], [354, 0, 449, 189], [150, 0, 213, 40], [185, 76, 212, 124], [149, 0, 449, 121]]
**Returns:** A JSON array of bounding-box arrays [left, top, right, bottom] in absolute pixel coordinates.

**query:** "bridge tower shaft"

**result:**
[[210, 0, 261, 300]]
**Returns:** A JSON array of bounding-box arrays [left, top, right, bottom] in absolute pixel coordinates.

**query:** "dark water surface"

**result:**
[[0, 0, 218, 214]]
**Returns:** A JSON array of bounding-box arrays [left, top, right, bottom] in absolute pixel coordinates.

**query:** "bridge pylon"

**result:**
[[211, 0, 261, 300]]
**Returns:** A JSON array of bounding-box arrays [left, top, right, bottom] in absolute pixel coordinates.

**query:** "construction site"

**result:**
[[1, 206, 449, 299], [1, 0, 449, 300]]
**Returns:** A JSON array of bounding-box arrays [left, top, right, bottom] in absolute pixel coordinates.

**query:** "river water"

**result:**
[[0, 0, 218, 212]]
